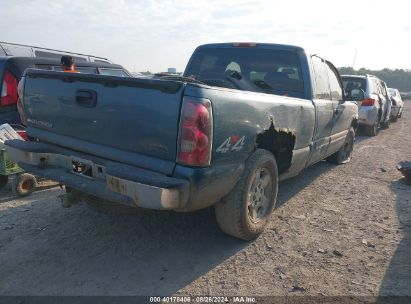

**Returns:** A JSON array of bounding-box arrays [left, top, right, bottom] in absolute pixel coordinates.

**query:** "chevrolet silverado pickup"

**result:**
[[6, 43, 358, 240]]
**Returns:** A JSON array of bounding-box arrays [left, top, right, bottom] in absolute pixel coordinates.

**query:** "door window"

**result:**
[[325, 62, 343, 101], [379, 81, 389, 98], [312, 56, 331, 100], [371, 79, 380, 95]]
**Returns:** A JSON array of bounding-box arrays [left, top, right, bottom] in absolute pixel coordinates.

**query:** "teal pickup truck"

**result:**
[[6, 43, 358, 240]]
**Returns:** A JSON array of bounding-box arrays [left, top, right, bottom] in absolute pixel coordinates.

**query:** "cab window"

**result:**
[[185, 47, 305, 98], [311, 56, 331, 100], [325, 62, 343, 101]]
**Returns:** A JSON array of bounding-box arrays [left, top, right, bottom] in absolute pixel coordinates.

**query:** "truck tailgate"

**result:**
[[21, 70, 184, 174]]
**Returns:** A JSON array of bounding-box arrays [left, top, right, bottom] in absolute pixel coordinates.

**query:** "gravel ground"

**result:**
[[0, 103, 410, 298]]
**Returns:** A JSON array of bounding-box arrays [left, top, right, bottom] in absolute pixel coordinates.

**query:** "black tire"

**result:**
[[365, 122, 378, 137], [11, 173, 37, 197], [381, 119, 390, 129], [327, 127, 355, 165], [215, 149, 278, 240], [0, 175, 8, 190]]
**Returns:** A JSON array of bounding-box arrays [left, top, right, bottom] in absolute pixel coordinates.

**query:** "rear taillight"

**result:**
[[178, 97, 213, 167], [1, 70, 18, 106], [361, 98, 375, 106], [16, 130, 28, 141]]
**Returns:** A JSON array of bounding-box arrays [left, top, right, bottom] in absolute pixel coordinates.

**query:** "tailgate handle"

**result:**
[[75, 90, 97, 108]]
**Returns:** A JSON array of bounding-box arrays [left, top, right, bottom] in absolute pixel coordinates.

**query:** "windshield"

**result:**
[[184, 47, 304, 97]]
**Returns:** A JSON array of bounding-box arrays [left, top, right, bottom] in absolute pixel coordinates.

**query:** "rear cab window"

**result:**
[[184, 46, 305, 98]]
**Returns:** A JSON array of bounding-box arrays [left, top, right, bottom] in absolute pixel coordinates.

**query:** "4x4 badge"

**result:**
[[216, 136, 245, 153]]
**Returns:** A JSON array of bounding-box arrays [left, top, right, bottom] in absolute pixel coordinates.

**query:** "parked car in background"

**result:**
[[1, 42, 130, 126], [400, 92, 411, 101], [0, 41, 111, 63], [6, 42, 358, 240], [342, 74, 391, 136], [387, 88, 404, 121]]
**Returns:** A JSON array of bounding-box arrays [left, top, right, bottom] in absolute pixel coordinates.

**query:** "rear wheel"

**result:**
[[215, 149, 278, 240], [365, 122, 379, 136], [11, 173, 37, 197], [381, 119, 390, 129], [327, 127, 355, 165], [0, 175, 8, 190]]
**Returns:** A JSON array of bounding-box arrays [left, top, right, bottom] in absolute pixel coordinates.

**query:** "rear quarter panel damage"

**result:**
[[184, 84, 316, 176]]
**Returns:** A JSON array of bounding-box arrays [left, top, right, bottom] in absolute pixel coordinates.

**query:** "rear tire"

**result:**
[[381, 119, 390, 129], [215, 149, 278, 240], [365, 122, 378, 136], [327, 127, 355, 165], [0, 175, 8, 190], [11, 173, 37, 197]]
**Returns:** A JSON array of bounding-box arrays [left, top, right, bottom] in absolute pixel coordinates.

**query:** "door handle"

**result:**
[[75, 90, 97, 108]]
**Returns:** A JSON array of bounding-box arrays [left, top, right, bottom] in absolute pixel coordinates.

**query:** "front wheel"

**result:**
[[327, 127, 355, 165], [215, 149, 278, 240]]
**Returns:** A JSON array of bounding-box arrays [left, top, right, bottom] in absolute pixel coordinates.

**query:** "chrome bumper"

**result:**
[[6, 143, 189, 210]]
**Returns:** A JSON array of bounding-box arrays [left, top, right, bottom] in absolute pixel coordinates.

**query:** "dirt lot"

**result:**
[[0, 103, 410, 298]]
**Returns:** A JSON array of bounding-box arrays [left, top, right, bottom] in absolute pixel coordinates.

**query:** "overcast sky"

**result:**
[[1, 0, 410, 73]]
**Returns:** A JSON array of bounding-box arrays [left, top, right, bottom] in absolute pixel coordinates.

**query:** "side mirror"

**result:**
[[348, 88, 365, 102]]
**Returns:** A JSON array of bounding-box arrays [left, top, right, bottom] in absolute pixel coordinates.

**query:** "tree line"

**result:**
[[338, 67, 411, 92]]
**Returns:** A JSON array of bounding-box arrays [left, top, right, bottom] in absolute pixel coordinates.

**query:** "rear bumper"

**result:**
[[5, 140, 189, 210], [391, 105, 401, 117], [358, 106, 378, 126]]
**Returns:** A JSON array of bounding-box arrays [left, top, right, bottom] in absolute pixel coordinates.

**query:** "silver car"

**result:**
[[342, 75, 391, 136], [388, 88, 404, 121]]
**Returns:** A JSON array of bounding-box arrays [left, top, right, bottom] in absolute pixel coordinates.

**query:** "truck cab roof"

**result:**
[[196, 42, 305, 52]]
